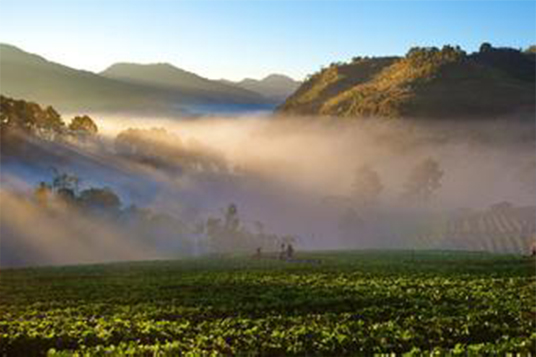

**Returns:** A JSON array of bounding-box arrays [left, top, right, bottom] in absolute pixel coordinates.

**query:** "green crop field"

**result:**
[[0, 251, 535, 356]]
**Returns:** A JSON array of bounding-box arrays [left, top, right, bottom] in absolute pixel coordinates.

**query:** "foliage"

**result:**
[[0, 251, 534, 356], [51, 169, 80, 194], [78, 188, 121, 212], [201, 204, 282, 253], [35, 170, 120, 213], [69, 115, 98, 135], [402, 158, 444, 203], [114, 128, 228, 174], [0, 95, 99, 153], [0, 95, 64, 136], [525, 45, 536, 54]]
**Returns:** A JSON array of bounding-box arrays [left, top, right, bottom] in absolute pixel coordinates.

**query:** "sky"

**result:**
[[0, 0, 535, 81]]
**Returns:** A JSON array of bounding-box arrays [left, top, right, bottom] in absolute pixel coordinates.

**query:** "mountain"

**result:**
[[278, 44, 536, 118], [221, 74, 301, 103], [0, 44, 270, 115], [100, 63, 264, 104], [0, 44, 158, 113]]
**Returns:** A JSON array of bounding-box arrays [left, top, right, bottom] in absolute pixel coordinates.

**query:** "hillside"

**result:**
[[0, 44, 271, 115], [221, 74, 301, 103], [279, 44, 536, 118], [100, 62, 264, 103]]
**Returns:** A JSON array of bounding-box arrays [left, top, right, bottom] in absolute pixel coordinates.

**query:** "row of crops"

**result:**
[[0, 251, 535, 356], [417, 205, 536, 253]]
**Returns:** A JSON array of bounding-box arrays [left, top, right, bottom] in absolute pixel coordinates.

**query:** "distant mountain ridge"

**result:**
[[220, 74, 301, 103], [0, 44, 277, 115], [279, 44, 536, 118], [100, 62, 263, 103]]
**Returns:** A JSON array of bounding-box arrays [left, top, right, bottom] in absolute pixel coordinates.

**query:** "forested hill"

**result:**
[[278, 44, 536, 119]]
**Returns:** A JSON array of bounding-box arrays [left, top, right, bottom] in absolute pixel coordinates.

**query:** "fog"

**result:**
[[1, 113, 535, 267]]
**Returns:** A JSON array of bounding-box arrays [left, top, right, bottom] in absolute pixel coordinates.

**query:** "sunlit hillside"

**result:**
[[280, 44, 536, 118]]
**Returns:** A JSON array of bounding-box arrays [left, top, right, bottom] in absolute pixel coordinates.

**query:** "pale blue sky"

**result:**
[[0, 0, 534, 81]]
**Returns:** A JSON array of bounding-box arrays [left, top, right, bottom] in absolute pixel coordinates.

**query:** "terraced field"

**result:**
[[0, 251, 535, 356]]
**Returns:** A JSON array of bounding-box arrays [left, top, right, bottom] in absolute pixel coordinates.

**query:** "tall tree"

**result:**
[[402, 158, 444, 203]]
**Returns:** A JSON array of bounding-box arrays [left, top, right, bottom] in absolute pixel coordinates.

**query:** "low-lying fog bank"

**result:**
[[1, 113, 535, 267]]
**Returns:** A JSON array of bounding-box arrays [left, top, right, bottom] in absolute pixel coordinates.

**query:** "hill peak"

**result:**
[[262, 74, 297, 83], [101, 62, 197, 79], [279, 44, 535, 118]]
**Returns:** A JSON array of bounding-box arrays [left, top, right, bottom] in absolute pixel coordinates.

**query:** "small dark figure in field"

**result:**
[[255, 247, 262, 259], [279, 243, 286, 260], [287, 243, 294, 259]]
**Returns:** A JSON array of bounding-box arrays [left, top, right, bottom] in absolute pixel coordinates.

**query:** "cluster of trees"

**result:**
[[307, 45, 466, 84], [0, 95, 99, 153], [114, 128, 228, 174], [35, 170, 121, 213], [1, 95, 98, 137], [405, 45, 466, 68], [33, 170, 192, 253], [338, 158, 444, 247], [196, 203, 293, 254], [0, 95, 64, 134], [350, 157, 444, 208], [33, 170, 288, 255], [474, 43, 535, 83]]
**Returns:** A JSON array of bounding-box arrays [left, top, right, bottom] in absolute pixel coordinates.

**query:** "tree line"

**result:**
[[1, 95, 98, 153]]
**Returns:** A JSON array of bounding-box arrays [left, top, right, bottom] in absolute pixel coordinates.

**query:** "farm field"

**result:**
[[0, 251, 535, 356]]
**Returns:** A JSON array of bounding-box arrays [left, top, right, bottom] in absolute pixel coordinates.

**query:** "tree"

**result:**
[[69, 115, 98, 135], [34, 182, 51, 206], [78, 187, 121, 211], [51, 169, 80, 195], [0, 95, 66, 136], [480, 42, 493, 53], [204, 203, 250, 252], [402, 158, 444, 203], [351, 164, 383, 206], [224, 203, 240, 232], [42, 106, 64, 132]]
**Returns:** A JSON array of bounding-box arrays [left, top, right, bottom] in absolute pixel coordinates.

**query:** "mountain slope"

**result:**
[[0, 44, 270, 114], [0, 44, 163, 113], [279, 45, 536, 118], [100, 62, 265, 104], [218, 74, 300, 103], [228, 74, 301, 103]]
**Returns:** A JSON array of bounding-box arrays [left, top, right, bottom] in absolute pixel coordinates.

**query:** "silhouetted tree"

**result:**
[[51, 169, 80, 195], [480, 42, 493, 53], [78, 188, 121, 212], [402, 158, 444, 203], [224, 203, 240, 232]]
